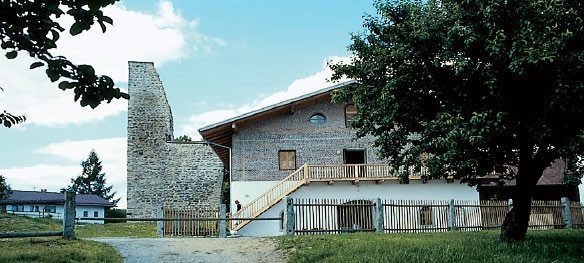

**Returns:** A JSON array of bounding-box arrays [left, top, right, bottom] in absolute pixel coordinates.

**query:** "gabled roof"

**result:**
[[0, 190, 115, 207], [198, 80, 356, 165]]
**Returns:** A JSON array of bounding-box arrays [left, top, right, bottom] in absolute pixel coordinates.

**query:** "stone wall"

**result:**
[[127, 62, 224, 218], [232, 96, 383, 181]]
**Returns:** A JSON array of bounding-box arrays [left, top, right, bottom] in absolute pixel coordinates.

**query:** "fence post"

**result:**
[[63, 191, 76, 240], [448, 199, 457, 231], [508, 199, 513, 211], [561, 197, 573, 229], [219, 204, 227, 238], [284, 197, 295, 235], [373, 198, 384, 233], [157, 206, 164, 237]]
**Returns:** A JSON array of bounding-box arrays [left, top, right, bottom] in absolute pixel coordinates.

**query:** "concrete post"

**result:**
[[156, 206, 164, 237], [219, 204, 227, 238], [63, 191, 76, 240], [373, 198, 384, 233], [284, 197, 295, 235], [448, 199, 457, 231], [561, 197, 573, 229]]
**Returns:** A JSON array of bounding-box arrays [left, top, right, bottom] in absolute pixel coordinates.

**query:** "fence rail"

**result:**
[[162, 207, 220, 237], [286, 197, 584, 235]]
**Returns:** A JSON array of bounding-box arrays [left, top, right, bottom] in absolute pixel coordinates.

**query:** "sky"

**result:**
[[0, 0, 377, 208]]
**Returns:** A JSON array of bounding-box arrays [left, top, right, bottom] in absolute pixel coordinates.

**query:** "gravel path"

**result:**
[[92, 237, 287, 263]]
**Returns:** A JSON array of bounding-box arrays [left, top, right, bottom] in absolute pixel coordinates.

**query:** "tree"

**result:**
[[330, 0, 584, 241], [0, 0, 129, 127], [68, 150, 119, 205], [0, 174, 12, 200], [175, 135, 192, 142]]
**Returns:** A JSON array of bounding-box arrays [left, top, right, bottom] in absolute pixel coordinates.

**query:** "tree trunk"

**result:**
[[500, 164, 545, 242], [500, 189, 533, 241]]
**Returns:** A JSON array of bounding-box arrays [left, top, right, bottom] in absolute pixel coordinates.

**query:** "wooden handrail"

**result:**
[[232, 164, 431, 231], [232, 164, 307, 230]]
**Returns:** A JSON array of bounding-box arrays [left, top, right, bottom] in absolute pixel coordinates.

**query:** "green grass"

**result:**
[[277, 230, 584, 263], [0, 212, 62, 233], [0, 212, 154, 262], [0, 212, 156, 238], [75, 222, 156, 238], [0, 237, 122, 263]]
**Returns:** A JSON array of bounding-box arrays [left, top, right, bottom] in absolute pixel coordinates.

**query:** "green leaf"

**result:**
[[46, 69, 60, 82], [98, 21, 107, 33], [5, 51, 17, 59], [101, 16, 113, 25], [58, 81, 75, 90], [78, 65, 95, 76], [30, 62, 44, 69], [70, 22, 85, 36]]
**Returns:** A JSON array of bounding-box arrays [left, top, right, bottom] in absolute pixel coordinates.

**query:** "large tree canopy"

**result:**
[[331, 0, 584, 241], [0, 0, 128, 127]]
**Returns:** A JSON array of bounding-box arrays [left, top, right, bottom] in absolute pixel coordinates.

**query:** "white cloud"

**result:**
[[1, 137, 128, 208], [0, 1, 223, 126], [180, 56, 350, 138]]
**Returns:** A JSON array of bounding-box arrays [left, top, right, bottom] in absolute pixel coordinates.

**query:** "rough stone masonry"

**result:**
[[127, 61, 224, 218]]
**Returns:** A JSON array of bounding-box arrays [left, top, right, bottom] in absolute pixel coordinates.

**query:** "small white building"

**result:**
[[0, 190, 114, 224]]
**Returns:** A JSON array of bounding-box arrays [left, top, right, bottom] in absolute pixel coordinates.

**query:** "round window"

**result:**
[[309, 113, 327, 125]]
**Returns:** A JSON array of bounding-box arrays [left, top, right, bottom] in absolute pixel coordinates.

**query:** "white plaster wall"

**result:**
[[231, 181, 280, 212], [7, 204, 106, 224], [236, 180, 479, 237], [76, 205, 105, 224]]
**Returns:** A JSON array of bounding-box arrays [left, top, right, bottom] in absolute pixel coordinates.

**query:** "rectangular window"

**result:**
[[44, 206, 56, 213], [278, 150, 296, 171], [94, 211, 99, 218], [14, 205, 24, 212], [83, 211, 88, 218]]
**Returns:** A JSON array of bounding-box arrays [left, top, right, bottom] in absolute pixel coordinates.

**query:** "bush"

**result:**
[[105, 208, 126, 223]]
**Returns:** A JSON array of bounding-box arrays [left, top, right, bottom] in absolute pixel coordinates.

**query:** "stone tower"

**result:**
[[127, 61, 224, 218]]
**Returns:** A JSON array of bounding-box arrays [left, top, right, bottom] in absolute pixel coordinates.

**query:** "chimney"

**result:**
[[40, 189, 47, 193]]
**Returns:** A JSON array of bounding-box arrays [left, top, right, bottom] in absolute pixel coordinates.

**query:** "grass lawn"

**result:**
[[0, 212, 156, 238], [1, 212, 155, 262], [277, 230, 584, 263], [0, 237, 122, 263]]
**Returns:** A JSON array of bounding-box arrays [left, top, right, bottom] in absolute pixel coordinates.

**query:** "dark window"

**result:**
[[14, 205, 24, 212], [83, 211, 88, 217], [345, 104, 357, 128], [309, 113, 326, 125], [420, 206, 433, 226], [44, 206, 56, 213], [279, 150, 297, 171], [94, 211, 99, 218]]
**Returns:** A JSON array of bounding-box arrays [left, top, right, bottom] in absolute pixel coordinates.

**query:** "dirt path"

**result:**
[[93, 237, 287, 263]]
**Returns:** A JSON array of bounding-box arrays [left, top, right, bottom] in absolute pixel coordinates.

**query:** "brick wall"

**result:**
[[232, 96, 384, 181]]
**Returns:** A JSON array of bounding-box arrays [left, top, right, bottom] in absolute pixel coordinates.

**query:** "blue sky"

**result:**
[[0, 1, 377, 207]]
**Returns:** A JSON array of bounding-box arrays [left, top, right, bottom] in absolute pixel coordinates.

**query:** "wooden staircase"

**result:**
[[231, 164, 308, 230]]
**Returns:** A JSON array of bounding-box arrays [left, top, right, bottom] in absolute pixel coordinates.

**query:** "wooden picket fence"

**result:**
[[162, 206, 220, 237], [291, 198, 584, 235], [294, 199, 376, 234]]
